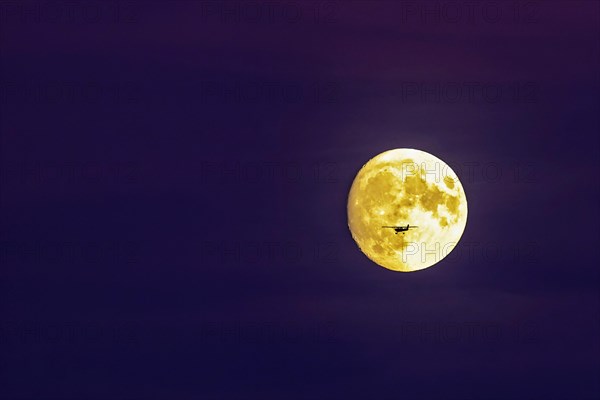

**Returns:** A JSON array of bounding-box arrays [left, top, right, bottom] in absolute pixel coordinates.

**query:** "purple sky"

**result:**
[[1, 1, 599, 399]]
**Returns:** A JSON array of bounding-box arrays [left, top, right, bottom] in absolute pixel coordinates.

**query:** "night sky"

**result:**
[[1, 1, 599, 399]]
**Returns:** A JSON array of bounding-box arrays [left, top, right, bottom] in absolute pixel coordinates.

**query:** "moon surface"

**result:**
[[347, 149, 468, 272]]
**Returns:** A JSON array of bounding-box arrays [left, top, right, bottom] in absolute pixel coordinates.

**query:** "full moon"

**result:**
[[347, 149, 468, 272]]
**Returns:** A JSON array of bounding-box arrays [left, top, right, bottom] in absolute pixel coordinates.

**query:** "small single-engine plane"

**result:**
[[382, 224, 418, 234]]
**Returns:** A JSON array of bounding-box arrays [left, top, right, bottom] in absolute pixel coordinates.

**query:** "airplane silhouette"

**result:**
[[382, 224, 418, 234]]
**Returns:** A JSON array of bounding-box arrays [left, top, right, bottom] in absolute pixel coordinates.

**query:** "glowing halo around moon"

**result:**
[[347, 149, 468, 272]]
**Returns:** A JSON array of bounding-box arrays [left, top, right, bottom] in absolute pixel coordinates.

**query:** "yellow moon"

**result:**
[[347, 149, 468, 272]]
